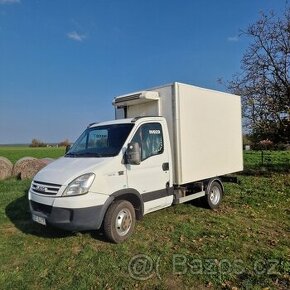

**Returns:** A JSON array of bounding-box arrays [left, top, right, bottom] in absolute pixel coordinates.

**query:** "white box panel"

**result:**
[[114, 82, 243, 185]]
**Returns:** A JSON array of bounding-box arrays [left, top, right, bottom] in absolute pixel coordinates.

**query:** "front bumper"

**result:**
[[29, 191, 113, 231], [30, 201, 103, 231]]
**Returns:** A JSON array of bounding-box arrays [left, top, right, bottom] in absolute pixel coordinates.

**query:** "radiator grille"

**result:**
[[31, 180, 61, 195]]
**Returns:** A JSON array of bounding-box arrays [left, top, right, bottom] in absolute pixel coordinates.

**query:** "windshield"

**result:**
[[66, 123, 134, 158]]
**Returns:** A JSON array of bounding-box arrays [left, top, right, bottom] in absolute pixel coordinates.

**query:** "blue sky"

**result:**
[[0, 0, 287, 144]]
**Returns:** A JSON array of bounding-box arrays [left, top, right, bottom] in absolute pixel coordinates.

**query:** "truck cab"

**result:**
[[29, 117, 174, 243]]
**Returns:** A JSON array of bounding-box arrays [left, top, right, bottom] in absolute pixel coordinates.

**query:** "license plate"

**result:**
[[32, 214, 46, 226]]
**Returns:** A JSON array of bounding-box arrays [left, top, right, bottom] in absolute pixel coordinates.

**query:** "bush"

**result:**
[[251, 139, 274, 150], [58, 139, 70, 147], [273, 143, 288, 151], [30, 139, 46, 147], [251, 140, 289, 151]]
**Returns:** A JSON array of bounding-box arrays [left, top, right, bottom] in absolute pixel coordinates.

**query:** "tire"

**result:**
[[103, 200, 136, 243], [204, 180, 223, 209]]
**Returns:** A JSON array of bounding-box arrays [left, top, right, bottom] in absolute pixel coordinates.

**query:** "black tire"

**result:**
[[203, 180, 223, 209], [103, 200, 136, 243]]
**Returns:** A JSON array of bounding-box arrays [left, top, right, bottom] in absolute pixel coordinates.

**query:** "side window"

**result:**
[[131, 123, 164, 161]]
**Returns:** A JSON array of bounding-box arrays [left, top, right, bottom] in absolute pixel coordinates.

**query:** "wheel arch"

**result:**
[[96, 189, 143, 230], [111, 189, 144, 220], [205, 177, 224, 194]]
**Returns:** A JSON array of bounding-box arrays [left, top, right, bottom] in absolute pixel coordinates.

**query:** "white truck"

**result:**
[[29, 82, 243, 243]]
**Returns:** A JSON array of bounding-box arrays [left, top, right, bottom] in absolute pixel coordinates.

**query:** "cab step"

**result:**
[[173, 190, 206, 204]]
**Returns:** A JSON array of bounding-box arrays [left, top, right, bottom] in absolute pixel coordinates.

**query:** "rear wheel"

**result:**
[[204, 180, 223, 209], [103, 200, 136, 243]]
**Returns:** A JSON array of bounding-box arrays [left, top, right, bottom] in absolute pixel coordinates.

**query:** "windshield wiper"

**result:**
[[65, 152, 115, 158], [65, 152, 80, 157], [80, 152, 106, 157]]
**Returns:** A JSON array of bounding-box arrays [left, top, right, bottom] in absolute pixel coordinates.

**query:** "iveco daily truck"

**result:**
[[29, 82, 243, 243]]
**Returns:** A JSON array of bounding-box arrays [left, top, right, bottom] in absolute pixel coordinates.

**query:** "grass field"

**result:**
[[0, 148, 289, 289], [0, 146, 65, 164], [244, 151, 290, 173]]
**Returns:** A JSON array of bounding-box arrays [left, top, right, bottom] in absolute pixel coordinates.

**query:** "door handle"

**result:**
[[162, 162, 169, 171]]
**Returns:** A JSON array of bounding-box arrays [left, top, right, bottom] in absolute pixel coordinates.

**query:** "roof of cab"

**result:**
[[89, 118, 134, 128], [89, 116, 165, 128]]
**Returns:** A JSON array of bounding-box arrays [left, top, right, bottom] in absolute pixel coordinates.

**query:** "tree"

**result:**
[[228, 7, 290, 143], [30, 139, 46, 147], [58, 139, 70, 147]]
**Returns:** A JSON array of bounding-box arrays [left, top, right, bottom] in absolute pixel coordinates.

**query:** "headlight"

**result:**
[[62, 173, 95, 196]]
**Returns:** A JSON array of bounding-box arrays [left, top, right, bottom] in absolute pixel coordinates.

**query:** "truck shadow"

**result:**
[[5, 190, 107, 242], [188, 198, 208, 209]]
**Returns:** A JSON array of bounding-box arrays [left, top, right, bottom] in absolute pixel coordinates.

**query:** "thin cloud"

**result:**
[[0, 0, 20, 4], [67, 31, 86, 42], [227, 36, 239, 42]]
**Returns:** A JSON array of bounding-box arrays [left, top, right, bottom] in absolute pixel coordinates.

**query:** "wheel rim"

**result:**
[[209, 185, 221, 205], [115, 208, 132, 236]]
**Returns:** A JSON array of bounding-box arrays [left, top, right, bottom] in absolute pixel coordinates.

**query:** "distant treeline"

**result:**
[[29, 139, 70, 148]]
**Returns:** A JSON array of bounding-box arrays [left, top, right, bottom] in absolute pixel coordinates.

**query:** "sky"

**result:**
[[0, 0, 288, 144]]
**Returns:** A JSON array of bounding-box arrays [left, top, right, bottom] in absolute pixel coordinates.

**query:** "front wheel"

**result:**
[[204, 180, 223, 209], [103, 200, 136, 243]]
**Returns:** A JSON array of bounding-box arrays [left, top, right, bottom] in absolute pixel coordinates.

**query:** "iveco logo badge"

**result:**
[[36, 185, 46, 192]]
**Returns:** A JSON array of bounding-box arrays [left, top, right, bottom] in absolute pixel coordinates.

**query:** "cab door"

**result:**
[[126, 122, 172, 214]]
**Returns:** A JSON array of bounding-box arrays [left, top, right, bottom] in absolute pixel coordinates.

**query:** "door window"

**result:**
[[131, 123, 163, 161]]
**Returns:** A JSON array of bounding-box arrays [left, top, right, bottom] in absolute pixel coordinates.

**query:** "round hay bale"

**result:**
[[13, 157, 47, 180], [12, 157, 36, 178], [0, 156, 13, 180]]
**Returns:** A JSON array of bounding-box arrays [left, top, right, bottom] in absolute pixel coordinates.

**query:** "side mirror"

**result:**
[[126, 142, 141, 165], [65, 144, 71, 154]]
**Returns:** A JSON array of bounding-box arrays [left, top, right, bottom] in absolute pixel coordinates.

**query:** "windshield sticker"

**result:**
[[149, 130, 161, 135]]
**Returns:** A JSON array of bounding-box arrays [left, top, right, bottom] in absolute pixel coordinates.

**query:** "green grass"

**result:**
[[244, 150, 290, 173], [0, 148, 290, 289], [0, 146, 65, 163]]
